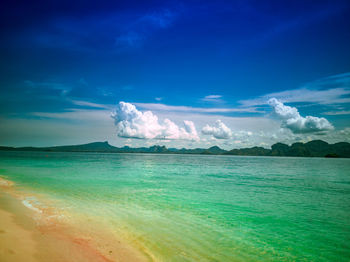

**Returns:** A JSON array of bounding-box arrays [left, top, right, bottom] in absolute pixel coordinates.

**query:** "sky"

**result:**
[[0, 0, 350, 149]]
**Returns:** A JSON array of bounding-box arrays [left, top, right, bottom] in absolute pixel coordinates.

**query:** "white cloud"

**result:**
[[202, 120, 232, 139], [111, 102, 199, 141], [268, 98, 334, 134], [201, 95, 223, 103]]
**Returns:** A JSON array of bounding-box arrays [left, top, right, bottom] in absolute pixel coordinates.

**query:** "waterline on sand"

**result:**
[[0, 176, 150, 262]]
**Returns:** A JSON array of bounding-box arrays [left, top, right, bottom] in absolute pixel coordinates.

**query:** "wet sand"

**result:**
[[0, 177, 149, 262]]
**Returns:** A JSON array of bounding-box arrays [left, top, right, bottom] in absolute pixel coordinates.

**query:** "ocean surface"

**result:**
[[0, 151, 350, 261]]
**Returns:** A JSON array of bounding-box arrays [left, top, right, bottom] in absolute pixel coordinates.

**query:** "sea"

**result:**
[[0, 151, 349, 261]]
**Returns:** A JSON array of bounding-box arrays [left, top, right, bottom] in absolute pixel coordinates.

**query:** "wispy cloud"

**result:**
[[116, 8, 180, 49], [245, 2, 349, 46], [19, 79, 115, 113], [134, 103, 261, 113], [240, 87, 350, 107], [323, 110, 350, 116], [70, 100, 112, 109], [239, 73, 350, 107], [24, 80, 71, 95], [30, 108, 112, 122], [142, 9, 177, 28], [201, 95, 224, 103], [115, 31, 144, 48]]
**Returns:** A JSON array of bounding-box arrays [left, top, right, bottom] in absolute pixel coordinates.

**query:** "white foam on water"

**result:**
[[22, 197, 43, 214]]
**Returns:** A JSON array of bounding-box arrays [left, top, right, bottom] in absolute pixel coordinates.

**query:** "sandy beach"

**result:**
[[0, 177, 149, 262]]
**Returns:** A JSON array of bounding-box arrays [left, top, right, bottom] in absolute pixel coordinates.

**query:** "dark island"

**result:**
[[1, 140, 350, 158]]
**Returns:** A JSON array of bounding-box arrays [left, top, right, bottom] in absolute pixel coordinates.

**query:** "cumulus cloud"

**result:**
[[111, 102, 199, 140], [202, 120, 232, 139], [268, 98, 334, 134]]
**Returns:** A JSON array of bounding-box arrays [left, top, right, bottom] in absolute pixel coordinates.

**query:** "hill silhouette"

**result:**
[[1, 140, 349, 158]]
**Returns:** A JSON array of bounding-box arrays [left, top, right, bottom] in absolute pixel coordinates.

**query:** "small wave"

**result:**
[[22, 197, 43, 214]]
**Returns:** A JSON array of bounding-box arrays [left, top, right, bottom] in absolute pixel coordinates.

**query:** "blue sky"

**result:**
[[1, 0, 350, 148]]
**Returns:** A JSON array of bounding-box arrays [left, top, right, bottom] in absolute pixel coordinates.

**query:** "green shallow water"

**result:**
[[1, 151, 350, 261]]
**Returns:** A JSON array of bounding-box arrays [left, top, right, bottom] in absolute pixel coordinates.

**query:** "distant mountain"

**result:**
[[201, 146, 227, 155], [225, 146, 270, 156], [270, 143, 290, 156], [5, 141, 117, 153], [48, 141, 116, 152], [224, 140, 350, 158], [1, 140, 350, 158]]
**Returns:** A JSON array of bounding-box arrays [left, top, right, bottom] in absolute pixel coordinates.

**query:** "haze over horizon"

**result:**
[[1, 0, 350, 149]]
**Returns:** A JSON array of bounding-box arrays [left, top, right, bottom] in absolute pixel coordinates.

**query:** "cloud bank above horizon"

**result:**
[[109, 98, 338, 148]]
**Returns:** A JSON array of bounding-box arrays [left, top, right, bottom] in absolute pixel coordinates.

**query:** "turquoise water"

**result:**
[[1, 151, 350, 261]]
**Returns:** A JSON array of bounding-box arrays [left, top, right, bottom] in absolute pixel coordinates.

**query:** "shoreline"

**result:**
[[0, 177, 150, 262]]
